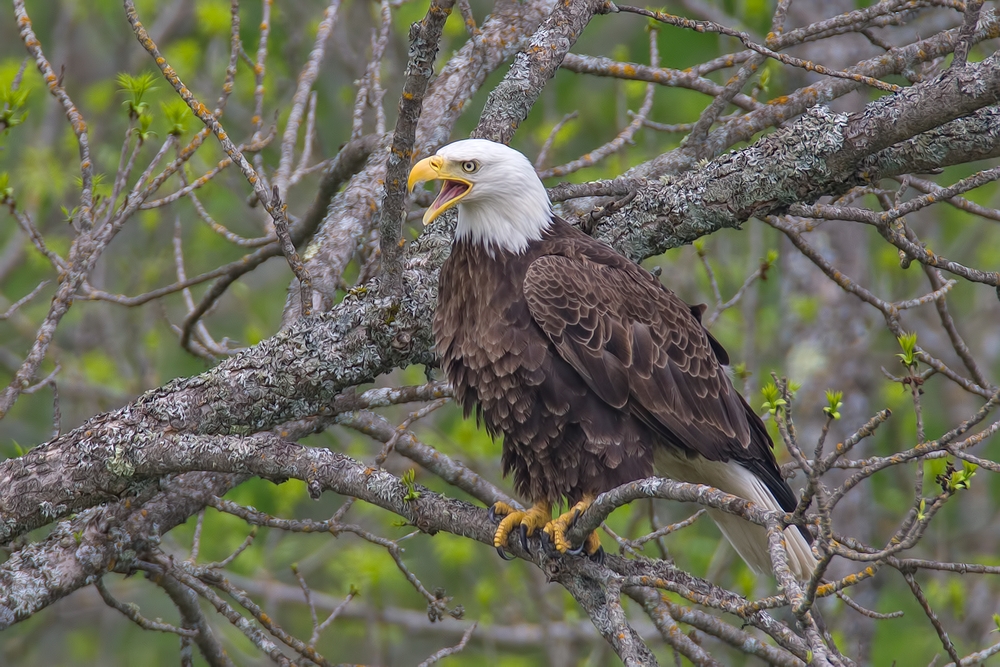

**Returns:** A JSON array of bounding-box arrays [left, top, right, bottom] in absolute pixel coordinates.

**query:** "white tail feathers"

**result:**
[[653, 451, 817, 580]]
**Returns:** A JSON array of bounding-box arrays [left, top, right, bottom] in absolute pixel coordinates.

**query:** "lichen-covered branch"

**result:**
[[7, 2, 1000, 663], [0, 472, 242, 630], [471, 0, 617, 145], [379, 0, 456, 296], [593, 103, 1000, 263], [6, 79, 1000, 543]]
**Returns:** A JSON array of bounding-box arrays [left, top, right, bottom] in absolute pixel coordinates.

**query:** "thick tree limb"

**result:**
[[593, 104, 1000, 263], [7, 8, 1000, 660], [6, 89, 1000, 543], [2, 435, 811, 664], [471, 0, 618, 144], [829, 48, 1000, 173], [0, 472, 242, 629]]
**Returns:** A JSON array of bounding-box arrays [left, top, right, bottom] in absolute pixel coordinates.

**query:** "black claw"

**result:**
[[539, 530, 557, 554], [487, 505, 498, 523], [519, 524, 530, 552], [590, 546, 606, 565], [496, 545, 514, 561], [565, 542, 604, 563]]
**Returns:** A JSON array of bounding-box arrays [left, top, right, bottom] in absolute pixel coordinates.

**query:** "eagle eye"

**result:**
[[461, 160, 479, 174]]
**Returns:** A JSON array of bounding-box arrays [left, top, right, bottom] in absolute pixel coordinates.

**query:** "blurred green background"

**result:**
[[2, 0, 1000, 664]]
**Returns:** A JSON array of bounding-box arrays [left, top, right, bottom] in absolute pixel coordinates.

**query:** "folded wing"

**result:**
[[523, 254, 792, 509]]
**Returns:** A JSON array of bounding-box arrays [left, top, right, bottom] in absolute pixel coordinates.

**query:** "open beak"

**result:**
[[408, 156, 472, 226]]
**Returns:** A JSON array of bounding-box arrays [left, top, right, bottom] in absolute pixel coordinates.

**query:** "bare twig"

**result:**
[[902, 571, 962, 665], [124, 2, 299, 330], [271, 186, 313, 317], [373, 397, 450, 466], [537, 29, 658, 180], [274, 0, 342, 195], [534, 111, 579, 170], [951, 0, 984, 68], [95, 578, 197, 638], [0, 281, 48, 321], [141, 560, 297, 665], [618, 5, 899, 92], [202, 529, 257, 570], [417, 622, 477, 667]]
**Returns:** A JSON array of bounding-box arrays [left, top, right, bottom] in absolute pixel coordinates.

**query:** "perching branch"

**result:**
[[6, 1, 1000, 664]]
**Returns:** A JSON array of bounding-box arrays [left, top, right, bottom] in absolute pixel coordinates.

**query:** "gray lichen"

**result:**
[[4, 85, 1000, 570]]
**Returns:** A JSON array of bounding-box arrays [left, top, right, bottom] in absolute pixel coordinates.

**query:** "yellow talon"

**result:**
[[489, 501, 518, 520], [491, 501, 551, 551], [543, 495, 597, 554]]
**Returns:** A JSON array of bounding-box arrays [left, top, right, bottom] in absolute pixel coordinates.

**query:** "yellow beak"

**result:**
[[408, 156, 472, 226]]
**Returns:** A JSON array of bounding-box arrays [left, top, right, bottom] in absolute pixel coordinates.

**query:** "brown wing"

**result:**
[[523, 254, 780, 480]]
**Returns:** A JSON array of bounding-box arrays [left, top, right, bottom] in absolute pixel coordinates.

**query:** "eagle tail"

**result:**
[[655, 453, 817, 580]]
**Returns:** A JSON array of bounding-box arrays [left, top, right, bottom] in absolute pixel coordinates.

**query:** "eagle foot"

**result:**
[[543, 496, 601, 557], [491, 501, 551, 558], [495, 545, 515, 561], [566, 533, 605, 564], [487, 501, 517, 523]]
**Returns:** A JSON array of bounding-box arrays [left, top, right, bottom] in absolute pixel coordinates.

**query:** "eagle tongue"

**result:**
[[433, 180, 469, 209]]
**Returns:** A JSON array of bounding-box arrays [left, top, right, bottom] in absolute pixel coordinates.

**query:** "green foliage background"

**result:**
[[2, 0, 1000, 665]]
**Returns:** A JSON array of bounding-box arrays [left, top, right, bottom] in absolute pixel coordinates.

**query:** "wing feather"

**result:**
[[524, 254, 763, 466]]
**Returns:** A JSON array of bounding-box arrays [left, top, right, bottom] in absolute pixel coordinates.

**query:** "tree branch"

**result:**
[[471, 0, 617, 144], [0, 472, 242, 629], [7, 85, 1000, 543], [379, 0, 456, 297]]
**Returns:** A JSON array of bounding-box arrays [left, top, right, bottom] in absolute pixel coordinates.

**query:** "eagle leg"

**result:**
[[491, 501, 551, 557], [543, 495, 601, 558]]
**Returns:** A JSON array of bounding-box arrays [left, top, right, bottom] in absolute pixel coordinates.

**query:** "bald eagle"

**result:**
[[408, 139, 816, 579]]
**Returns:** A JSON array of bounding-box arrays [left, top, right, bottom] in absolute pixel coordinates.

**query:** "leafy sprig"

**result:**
[[947, 460, 978, 492], [136, 111, 156, 142], [760, 382, 787, 415], [896, 332, 918, 367], [823, 389, 843, 420], [161, 100, 192, 137], [0, 172, 12, 203], [117, 71, 158, 118], [1, 85, 29, 131], [401, 469, 421, 502]]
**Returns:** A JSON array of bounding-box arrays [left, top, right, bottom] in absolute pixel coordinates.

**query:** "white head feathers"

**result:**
[[411, 139, 552, 255]]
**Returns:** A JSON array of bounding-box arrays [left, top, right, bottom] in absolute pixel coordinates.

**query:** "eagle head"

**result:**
[[408, 139, 552, 254]]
